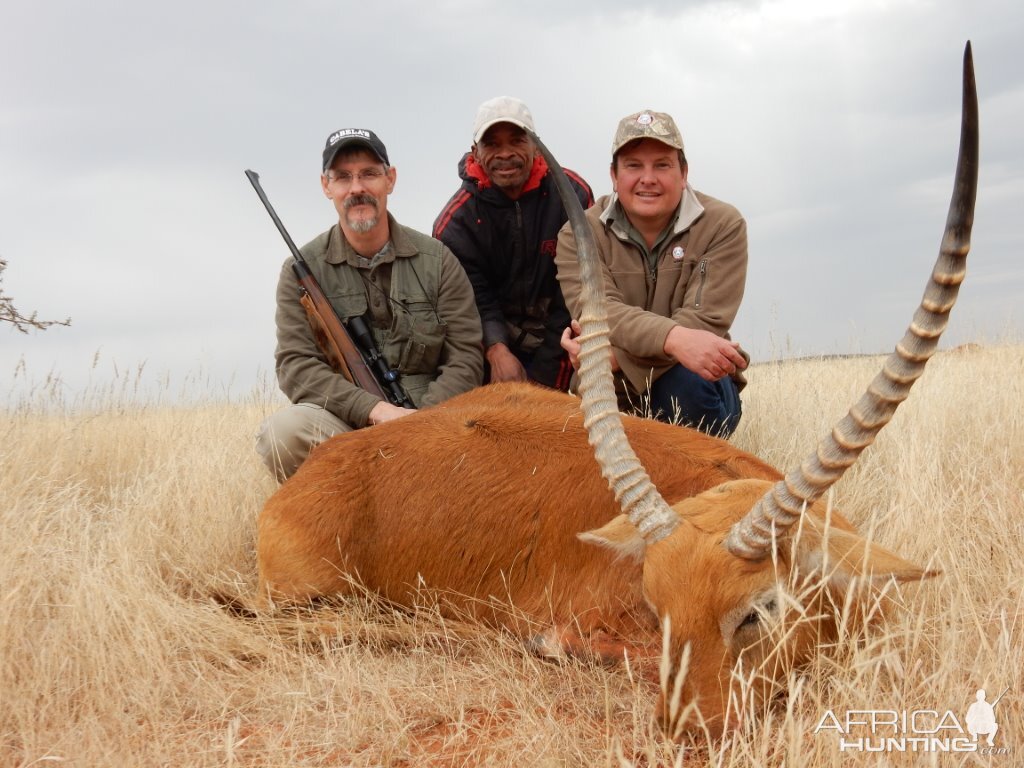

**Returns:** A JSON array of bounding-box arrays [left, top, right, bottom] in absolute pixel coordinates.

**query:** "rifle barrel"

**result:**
[[245, 170, 306, 265]]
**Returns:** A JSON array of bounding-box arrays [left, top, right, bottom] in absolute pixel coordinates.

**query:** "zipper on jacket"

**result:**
[[513, 200, 527, 317], [694, 258, 708, 308]]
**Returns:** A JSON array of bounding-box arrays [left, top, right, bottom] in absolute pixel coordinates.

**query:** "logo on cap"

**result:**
[[329, 128, 371, 146], [612, 109, 685, 157]]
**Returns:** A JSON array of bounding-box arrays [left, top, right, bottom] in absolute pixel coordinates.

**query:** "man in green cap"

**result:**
[[555, 109, 749, 437]]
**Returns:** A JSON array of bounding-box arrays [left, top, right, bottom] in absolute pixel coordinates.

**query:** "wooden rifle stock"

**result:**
[[245, 169, 388, 401]]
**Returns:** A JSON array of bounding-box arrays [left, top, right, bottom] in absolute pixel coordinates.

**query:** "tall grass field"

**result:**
[[2, 345, 1021, 766]]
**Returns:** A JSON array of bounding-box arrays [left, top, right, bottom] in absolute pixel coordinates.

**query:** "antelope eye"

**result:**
[[738, 610, 760, 630], [737, 599, 777, 631]]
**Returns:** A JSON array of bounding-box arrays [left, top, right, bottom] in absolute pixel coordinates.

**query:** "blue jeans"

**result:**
[[648, 364, 742, 438]]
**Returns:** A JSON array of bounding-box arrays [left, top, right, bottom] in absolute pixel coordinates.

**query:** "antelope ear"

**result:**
[[793, 522, 939, 590], [578, 514, 646, 563]]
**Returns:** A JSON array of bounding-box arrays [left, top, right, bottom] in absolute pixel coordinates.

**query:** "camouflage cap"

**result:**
[[472, 96, 536, 144], [611, 110, 684, 157]]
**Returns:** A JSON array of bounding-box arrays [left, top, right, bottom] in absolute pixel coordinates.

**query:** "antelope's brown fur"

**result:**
[[259, 382, 778, 627], [257, 384, 926, 735]]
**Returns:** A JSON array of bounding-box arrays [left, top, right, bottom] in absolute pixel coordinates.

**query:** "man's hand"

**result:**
[[560, 319, 619, 372], [486, 343, 528, 383], [664, 325, 747, 381], [368, 401, 415, 426]]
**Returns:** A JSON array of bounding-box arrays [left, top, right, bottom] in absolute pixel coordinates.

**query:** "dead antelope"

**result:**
[[257, 44, 978, 738]]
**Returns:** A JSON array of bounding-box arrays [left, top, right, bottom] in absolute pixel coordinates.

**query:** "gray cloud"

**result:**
[[2, 0, 1021, 401]]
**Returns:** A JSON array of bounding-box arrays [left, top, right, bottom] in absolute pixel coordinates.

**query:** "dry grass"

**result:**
[[2, 344, 1021, 766]]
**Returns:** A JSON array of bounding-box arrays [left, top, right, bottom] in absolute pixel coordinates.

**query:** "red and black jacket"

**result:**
[[433, 153, 593, 391]]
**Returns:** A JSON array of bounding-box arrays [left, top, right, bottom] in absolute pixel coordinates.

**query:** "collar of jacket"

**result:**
[[459, 152, 549, 199], [323, 212, 418, 266], [599, 185, 705, 241]]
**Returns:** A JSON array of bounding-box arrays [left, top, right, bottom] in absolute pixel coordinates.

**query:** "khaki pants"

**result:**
[[255, 403, 353, 482]]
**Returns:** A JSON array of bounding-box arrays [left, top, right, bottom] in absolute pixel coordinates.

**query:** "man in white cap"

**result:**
[[434, 96, 593, 391], [256, 127, 484, 480], [555, 110, 749, 437]]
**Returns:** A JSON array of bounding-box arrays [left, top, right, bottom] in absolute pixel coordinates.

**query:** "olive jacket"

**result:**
[[274, 214, 484, 428], [555, 188, 748, 393]]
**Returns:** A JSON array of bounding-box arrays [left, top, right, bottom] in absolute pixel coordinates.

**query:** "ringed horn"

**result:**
[[528, 136, 681, 544], [725, 42, 980, 560], [529, 39, 979, 556]]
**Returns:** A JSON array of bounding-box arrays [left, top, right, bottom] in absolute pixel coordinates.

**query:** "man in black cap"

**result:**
[[256, 128, 484, 481]]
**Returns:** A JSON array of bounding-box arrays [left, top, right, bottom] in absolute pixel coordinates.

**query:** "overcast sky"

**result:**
[[2, 0, 1021, 404]]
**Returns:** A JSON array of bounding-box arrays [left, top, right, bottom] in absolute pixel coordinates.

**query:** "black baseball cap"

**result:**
[[321, 128, 390, 172]]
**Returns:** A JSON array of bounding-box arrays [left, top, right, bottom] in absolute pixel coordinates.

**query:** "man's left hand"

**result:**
[[663, 325, 746, 381]]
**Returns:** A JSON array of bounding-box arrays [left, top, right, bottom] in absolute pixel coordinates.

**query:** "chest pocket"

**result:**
[[326, 289, 369, 322], [388, 302, 448, 374], [387, 253, 448, 375]]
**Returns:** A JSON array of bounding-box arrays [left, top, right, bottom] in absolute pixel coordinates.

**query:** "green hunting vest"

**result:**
[[299, 217, 447, 406]]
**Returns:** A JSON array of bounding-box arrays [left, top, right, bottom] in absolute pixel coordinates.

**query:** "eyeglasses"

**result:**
[[326, 167, 388, 186]]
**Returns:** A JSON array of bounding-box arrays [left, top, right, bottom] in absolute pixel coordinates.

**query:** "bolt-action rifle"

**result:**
[[245, 170, 413, 408]]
